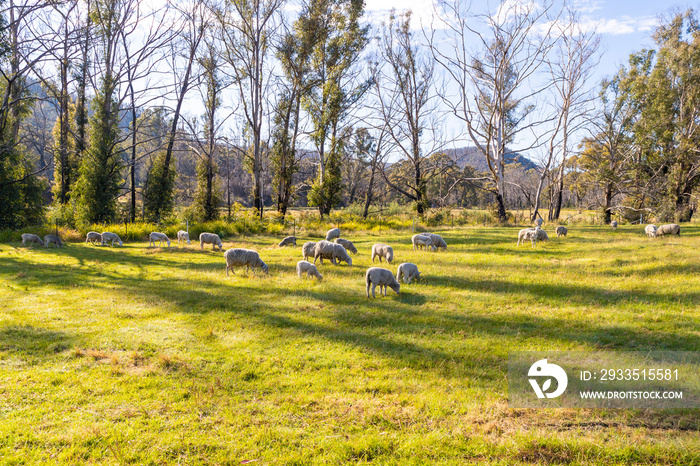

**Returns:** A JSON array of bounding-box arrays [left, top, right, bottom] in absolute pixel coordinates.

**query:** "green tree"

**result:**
[[625, 10, 700, 221], [74, 0, 125, 224], [298, 0, 370, 218]]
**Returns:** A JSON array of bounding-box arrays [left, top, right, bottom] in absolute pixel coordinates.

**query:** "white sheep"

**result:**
[[365, 267, 400, 298], [149, 232, 171, 248], [333, 237, 357, 254], [177, 230, 191, 245], [555, 226, 567, 238], [325, 227, 341, 241], [424, 233, 447, 250], [517, 228, 536, 246], [645, 224, 658, 238], [412, 234, 436, 252], [535, 227, 549, 243], [21, 233, 43, 247], [296, 260, 323, 281], [200, 232, 223, 251], [301, 241, 317, 261], [278, 236, 297, 247], [611, 220, 618, 230], [371, 243, 394, 263], [396, 263, 420, 284], [86, 231, 102, 245], [43, 234, 63, 248], [534, 217, 544, 228], [313, 240, 352, 266], [224, 248, 268, 275], [101, 232, 123, 247], [657, 223, 680, 236]]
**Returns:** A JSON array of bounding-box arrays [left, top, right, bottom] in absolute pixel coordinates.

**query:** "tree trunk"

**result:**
[[604, 183, 613, 224], [496, 193, 507, 222]]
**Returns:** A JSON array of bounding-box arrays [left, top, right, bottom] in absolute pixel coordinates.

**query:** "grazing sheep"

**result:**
[[301, 241, 317, 261], [200, 232, 223, 251], [177, 230, 191, 245], [366, 267, 400, 298], [412, 234, 436, 252], [224, 248, 268, 275], [517, 228, 536, 246], [278, 236, 297, 247], [334, 237, 357, 254], [534, 217, 544, 228], [149, 232, 171, 248], [657, 223, 681, 237], [101, 232, 123, 247], [371, 243, 394, 263], [296, 260, 323, 281], [555, 226, 567, 238], [325, 227, 341, 241], [396, 262, 420, 284], [20, 233, 44, 247], [424, 233, 447, 250], [535, 227, 549, 243], [313, 240, 352, 266], [43, 235, 63, 248], [86, 231, 102, 245], [611, 220, 618, 230], [645, 224, 658, 238]]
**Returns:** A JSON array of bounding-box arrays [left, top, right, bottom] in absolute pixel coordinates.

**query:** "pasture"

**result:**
[[0, 225, 699, 464]]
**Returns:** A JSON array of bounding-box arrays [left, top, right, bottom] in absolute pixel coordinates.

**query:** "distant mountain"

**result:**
[[445, 147, 539, 172]]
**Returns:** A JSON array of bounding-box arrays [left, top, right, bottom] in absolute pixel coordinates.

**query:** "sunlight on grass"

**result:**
[[1, 225, 699, 464]]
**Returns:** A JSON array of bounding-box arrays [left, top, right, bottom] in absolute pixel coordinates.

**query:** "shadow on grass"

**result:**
[[0, 325, 74, 357]]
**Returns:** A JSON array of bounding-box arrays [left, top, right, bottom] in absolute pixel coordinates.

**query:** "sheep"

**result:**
[[611, 220, 618, 230], [43, 234, 63, 248], [645, 224, 658, 238], [177, 230, 191, 245], [534, 217, 544, 228], [86, 231, 102, 245], [200, 232, 223, 251], [224, 248, 268, 275], [313, 240, 352, 266], [301, 241, 317, 261], [555, 226, 567, 238], [396, 262, 421, 284], [325, 227, 341, 241], [366, 267, 400, 298], [412, 234, 436, 252], [517, 228, 536, 246], [371, 243, 394, 263], [657, 223, 681, 237], [334, 237, 357, 254], [278, 236, 297, 247], [296, 260, 323, 281], [149, 232, 171, 248], [424, 233, 447, 250], [20, 233, 44, 247], [535, 227, 549, 243], [101, 232, 123, 247]]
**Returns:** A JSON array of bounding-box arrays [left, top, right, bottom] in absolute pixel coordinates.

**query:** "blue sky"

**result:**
[[364, 0, 690, 81]]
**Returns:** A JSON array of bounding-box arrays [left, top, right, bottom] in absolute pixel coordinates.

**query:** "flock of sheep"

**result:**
[[18, 220, 683, 298], [515, 218, 681, 247]]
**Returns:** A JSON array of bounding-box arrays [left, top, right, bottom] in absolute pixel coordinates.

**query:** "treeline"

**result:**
[[1, 0, 698, 230]]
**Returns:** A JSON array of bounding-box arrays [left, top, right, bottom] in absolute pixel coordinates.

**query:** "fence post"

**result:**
[[451, 214, 454, 228], [640, 214, 643, 225], [125, 220, 128, 240], [55, 220, 58, 237], [186, 219, 189, 235], [293, 219, 296, 236]]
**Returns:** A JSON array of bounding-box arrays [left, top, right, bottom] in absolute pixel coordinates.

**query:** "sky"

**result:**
[[364, 0, 683, 83]]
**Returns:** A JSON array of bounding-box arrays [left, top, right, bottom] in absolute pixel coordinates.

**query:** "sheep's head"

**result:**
[[389, 281, 400, 294], [261, 263, 269, 274]]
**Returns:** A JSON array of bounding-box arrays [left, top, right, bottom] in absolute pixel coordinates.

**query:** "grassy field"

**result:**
[[1, 225, 699, 465]]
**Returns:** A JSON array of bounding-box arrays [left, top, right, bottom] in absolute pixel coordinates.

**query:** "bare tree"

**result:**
[[374, 10, 443, 215], [216, 0, 284, 219], [544, 10, 600, 221], [431, 0, 560, 221]]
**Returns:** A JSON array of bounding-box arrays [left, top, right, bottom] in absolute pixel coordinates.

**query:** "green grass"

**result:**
[[1, 225, 699, 464]]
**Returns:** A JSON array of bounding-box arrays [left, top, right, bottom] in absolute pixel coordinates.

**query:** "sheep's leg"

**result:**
[[366, 281, 371, 298]]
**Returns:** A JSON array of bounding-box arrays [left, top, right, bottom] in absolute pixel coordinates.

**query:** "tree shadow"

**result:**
[[0, 325, 75, 357]]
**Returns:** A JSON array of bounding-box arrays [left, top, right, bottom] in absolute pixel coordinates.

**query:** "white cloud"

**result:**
[[592, 15, 657, 35]]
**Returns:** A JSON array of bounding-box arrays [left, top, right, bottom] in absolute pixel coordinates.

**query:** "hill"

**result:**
[[445, 146, 539, 172]]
